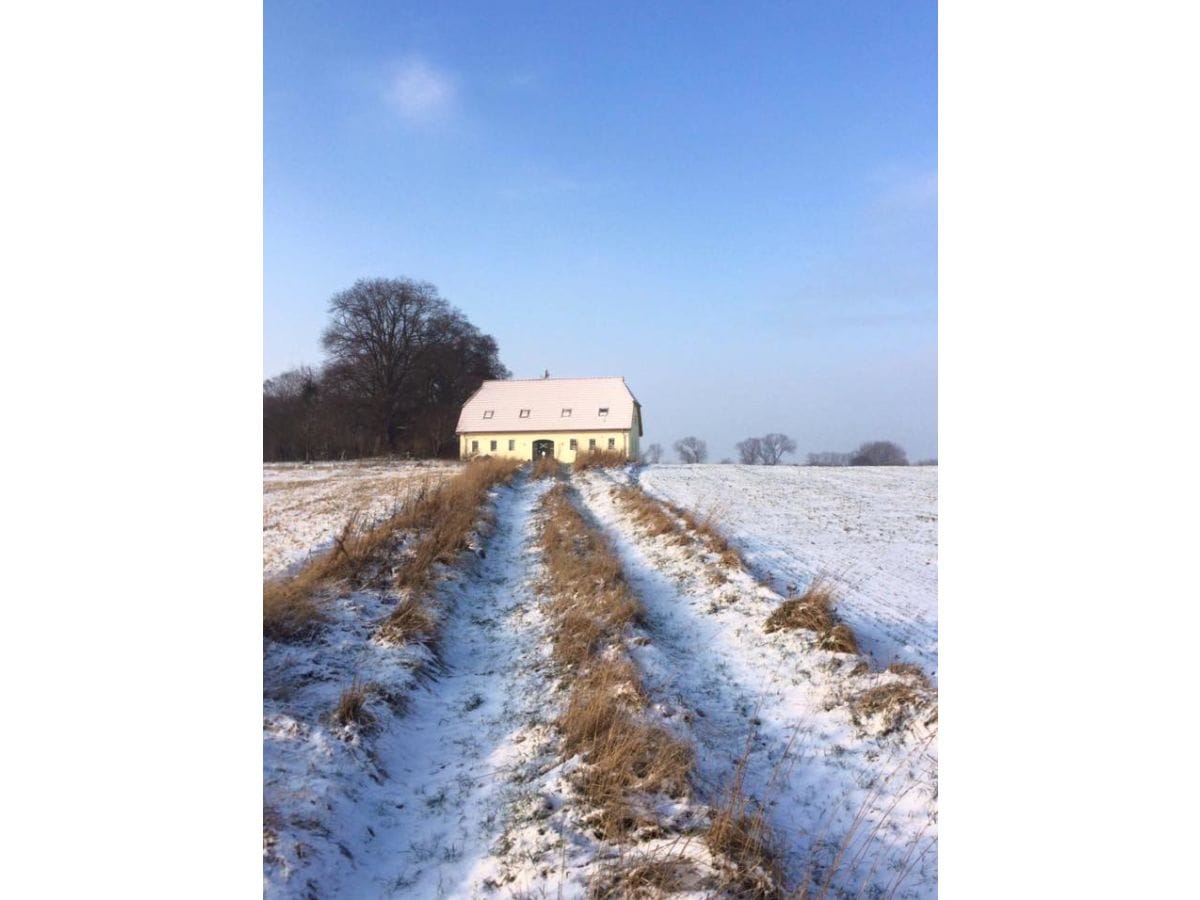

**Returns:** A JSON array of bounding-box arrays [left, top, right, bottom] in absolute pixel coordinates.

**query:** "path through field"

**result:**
[[328, 476, 564, 897], [575, 471, 938, 897]]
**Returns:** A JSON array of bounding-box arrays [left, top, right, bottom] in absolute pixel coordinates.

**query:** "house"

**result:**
[[455, 376, 643, 463]]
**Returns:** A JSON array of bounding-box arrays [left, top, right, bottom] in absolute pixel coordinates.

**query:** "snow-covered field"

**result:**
[[640, 465, 938, 682], [263, 460, 460, 577], [263, 461, 938, 897]]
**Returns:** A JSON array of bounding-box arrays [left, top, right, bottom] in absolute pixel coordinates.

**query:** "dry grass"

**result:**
[[849, 681, 931, 734], [611, 485, 685, 541], [590, 855, 700, 898], [264, 458, 519, 643], [531, 454, 562, 480], [611, 486, 743, 571], [536, 482, 788, 890], [536, 483, 693, 839], [763, 578, 860, 654], [333, 680, 375, 729], [705, 755, 783, 899], [572, 448, 629, 471], [538, 485, 641, 669], [376, 457, 521, 643], [886, 661, 930, 684], [375, 596, 438, 646]]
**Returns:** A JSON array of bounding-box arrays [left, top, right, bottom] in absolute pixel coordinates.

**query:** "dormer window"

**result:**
[[519, 409, 530, 418], [598, 407, 609, 416], [561, 408, 572, 417], [482, 410, 494, 419]]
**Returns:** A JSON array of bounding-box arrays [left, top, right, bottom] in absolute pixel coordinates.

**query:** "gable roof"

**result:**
[[456, 376, 642, 434]]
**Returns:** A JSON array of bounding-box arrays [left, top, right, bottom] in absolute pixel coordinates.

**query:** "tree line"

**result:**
[[640, 436, 923, 466], [264, 278, 509, 461]]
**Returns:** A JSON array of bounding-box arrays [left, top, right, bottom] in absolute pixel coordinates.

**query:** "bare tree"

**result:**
[[674, 436, 707, 464], [760, 433, 796, 465], [320, 277, 507, 454], [806, 451, 852, 467], [641, 443, 663, 464], [736, 437, 764, 465], [849, 441, 909, 466]]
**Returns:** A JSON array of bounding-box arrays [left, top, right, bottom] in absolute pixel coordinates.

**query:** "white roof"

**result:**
[[456, 376, 642, 434]]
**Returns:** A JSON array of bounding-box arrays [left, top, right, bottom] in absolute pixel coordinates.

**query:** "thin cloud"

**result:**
[[385, 58, 456, 125]]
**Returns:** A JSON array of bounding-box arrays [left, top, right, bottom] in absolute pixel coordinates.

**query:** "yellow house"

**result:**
[[456, 376, 643, 463]]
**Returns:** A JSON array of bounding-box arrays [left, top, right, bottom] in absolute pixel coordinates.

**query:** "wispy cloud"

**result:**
[[384, 58, 456, 125], [872, 165, 938, 210]]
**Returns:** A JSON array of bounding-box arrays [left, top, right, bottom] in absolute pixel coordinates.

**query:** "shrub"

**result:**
[[849, 441, 908, 466]]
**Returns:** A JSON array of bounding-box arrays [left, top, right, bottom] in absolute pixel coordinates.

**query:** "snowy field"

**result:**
[[640, 464, 938, 682], [263, 460, 460, 577], [264, 461, 937, 897]]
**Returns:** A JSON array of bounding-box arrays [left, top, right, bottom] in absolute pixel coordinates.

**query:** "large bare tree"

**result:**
[[760, 433, 796, 465], [736, 437, 763, 464], [674, 436, 707, 464], [320, 278, 507, 454]]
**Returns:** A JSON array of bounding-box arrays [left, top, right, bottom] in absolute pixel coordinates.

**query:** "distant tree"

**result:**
[[736, 437, 764, 465], [719, 457, 733, 464], [641, 443, 663, 464], [807, 451, 852, 467], [759, 433, 796, 465], [914, 458, 938, 466], [850, 441, 909, 466], [674, 436, 707, 464]]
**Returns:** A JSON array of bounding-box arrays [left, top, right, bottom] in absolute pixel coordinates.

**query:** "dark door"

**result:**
[[532, 439, 555, 460]]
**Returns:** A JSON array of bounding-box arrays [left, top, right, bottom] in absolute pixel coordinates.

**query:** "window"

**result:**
[[569, 439, 577, 450], [471, 440, 478, 453], [519, 409, 530, 418], [482, 409, 494, 419], [598, 407, 609, 416], [508, 439, 515, 451], [589, 438, 596, 449], [608, 438, 616, 449], [561, 408, 572, 417], [490, 440, 497, 451]]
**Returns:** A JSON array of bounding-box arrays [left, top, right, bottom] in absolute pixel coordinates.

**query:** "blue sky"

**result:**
[[265, 1, 937, 461]]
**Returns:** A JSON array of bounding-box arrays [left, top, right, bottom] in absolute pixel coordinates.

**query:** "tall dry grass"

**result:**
[[537, 484, 690, 838], [572, 448, 629, 471], [763, 578, 859, 655], [376, 457, 521, 643], [264, 459, 519, 643], [531, 454, 562, 480], [610, 484, 743, 569], [536, 483, 782, 896]]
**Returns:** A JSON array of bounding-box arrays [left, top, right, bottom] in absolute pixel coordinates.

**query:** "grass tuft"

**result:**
[[572, 448, 629, 471], [763, 578, 860, 655], [334, 680, 375, 729]]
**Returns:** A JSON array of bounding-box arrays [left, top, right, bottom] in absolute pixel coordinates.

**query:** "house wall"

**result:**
[[458, 430, 634, 463]]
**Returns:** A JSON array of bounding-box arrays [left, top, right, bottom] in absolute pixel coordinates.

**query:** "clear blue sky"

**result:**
[[265, 1, 937, 461]]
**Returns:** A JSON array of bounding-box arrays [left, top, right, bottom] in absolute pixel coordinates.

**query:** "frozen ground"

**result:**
[[264, 462, 938, 897], [263, 460, 459, 578], [639, 465, 938, 682], [577, 470, 937, 897]]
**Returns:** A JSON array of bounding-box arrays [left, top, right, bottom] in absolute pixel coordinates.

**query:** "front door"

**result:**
[[532, 439, 555, 461]]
